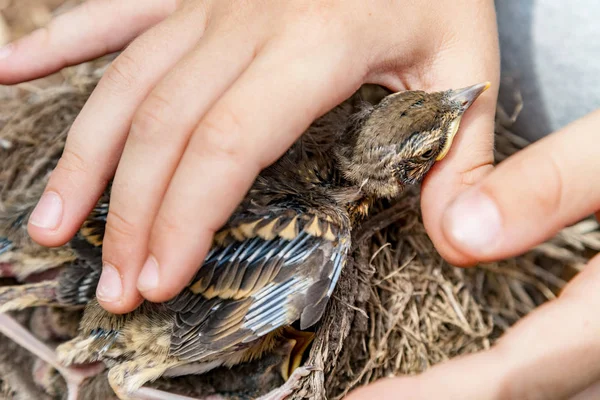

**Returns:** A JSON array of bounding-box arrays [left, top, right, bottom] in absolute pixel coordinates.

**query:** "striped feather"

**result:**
[[167, 217, 350, 362]]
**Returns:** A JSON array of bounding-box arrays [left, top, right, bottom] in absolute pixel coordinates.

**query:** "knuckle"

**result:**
[[487, 152, 565, 220], [153, 211, 186, 239], [164, 0, 182, 13], [284, 1, 349, 37], [288, 1, 337, 21], [490, 343, 531, 400], [104, 209, 137, 242], [77, 0, 101, 20], [493, 345, 557, 400], [55, 147, 89, 176], [30, 25, 52, 49], [523, 153, 565, 217], [192, 109, 246, 161], [210, 0, 252, 26], [130, 92, 174, 141], [102, 52, 141, 94], [459, 159, 494, 187]]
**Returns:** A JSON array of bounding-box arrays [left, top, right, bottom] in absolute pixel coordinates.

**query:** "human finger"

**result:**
[[417, 0, 500, 266], [98, 25, 259, 312], [138, 39, 362, 301], [27, 6, 209, 313], [0, 0, 177, 84], [347, 254, 600, 399], [442, 109, 600, 261]]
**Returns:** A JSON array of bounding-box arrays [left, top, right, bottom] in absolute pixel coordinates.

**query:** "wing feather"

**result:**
[[0, 237, 12, 255], [168, 212, 350, 362]]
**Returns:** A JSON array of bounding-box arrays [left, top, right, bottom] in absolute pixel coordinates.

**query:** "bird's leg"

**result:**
[[130, 387, 225, 400], [32, 357, 63, 397], [107, 358, 231, 400], [0, 313, 105, 400], [107, 357, 186, 400], [0, 281, 60, 313], [256, 365, 316, 400]]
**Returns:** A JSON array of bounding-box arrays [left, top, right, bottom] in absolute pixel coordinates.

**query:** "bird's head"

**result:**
[[336, 82, 490, 198]]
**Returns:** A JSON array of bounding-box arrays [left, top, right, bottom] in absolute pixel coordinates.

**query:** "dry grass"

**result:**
[[0, 2, 598, 399]]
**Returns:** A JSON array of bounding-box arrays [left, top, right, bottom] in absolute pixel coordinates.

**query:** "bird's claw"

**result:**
[[0, 313, 105, 400]]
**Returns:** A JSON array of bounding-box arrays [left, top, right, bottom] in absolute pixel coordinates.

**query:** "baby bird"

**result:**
[[0, 82, 489, 400], [0, 178, 77, 283], [0, 88, 89, 282]]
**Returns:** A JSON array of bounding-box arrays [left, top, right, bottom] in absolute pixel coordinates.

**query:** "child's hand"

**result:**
[[0, 0, 499, 313], [348, 109, 600, 400]]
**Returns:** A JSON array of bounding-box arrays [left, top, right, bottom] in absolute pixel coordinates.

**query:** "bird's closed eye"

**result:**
[[420, 149, 435, 160]]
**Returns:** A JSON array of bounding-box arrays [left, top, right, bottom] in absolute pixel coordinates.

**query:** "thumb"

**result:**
[[418, 2, 500, 266], [442, 109, 600, 261]]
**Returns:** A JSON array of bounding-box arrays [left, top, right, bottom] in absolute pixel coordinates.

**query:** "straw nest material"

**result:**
[[1, 3, 599, 398], [0, 58, 598, 400]]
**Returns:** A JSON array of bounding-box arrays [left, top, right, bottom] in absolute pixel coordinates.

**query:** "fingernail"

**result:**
[[29, 191, 63, 230], [0, 43, 13, 60], [96, 263, 123, 302], [444, 190, 502, 255], [137, 255, 159, 292]]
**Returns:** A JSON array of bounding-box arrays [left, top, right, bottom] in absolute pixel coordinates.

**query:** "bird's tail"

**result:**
[[0, 281, 60, 313]]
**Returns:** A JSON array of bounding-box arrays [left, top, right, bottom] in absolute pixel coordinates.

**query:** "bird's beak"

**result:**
[[436, 82, 491, 161], [449, 81, 491, 112]]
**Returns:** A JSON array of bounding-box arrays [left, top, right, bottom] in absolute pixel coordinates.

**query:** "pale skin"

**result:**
[[2, 0, 499, 308], [348, 111, 600, 399], [7, 0, 599, 398]]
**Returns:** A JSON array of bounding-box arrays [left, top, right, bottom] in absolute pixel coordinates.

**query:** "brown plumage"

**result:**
[[0, 82, 489, 400], [0, 87, 90, 282]]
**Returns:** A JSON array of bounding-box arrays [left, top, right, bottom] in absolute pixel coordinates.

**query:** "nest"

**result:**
[[0, 58, 597, 400], [1, 4, 599, 399]]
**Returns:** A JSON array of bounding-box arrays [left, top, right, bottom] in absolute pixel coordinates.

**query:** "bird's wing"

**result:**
[[167, 210, 350, 362], [0, 237, 12, 256], [55, 257, 101, 306], [0, 202, 34, 251], [78, 191, 110, 248]]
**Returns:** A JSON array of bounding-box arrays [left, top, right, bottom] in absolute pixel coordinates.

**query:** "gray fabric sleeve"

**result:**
[[496, 0, 600, 141]]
